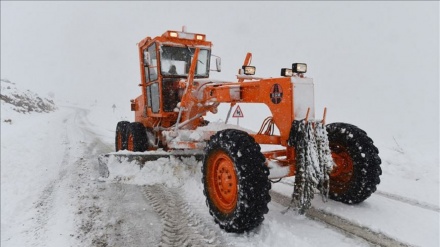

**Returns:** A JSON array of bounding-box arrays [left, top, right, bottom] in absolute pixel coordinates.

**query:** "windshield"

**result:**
[[160, 46, 210, 78]]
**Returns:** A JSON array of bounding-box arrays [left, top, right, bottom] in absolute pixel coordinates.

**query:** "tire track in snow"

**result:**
[[374, 190, 440, 212], [279, 180, 439, 212], [144, 184, 224, 247], [270, 191, 411, 247]]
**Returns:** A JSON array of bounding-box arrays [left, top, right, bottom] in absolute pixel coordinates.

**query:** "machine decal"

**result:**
[[270, 84, 283, 104]]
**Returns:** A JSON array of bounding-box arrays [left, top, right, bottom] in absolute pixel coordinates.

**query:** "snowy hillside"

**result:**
[[1, 79, 56, 115], [1, 81, 439, 247]]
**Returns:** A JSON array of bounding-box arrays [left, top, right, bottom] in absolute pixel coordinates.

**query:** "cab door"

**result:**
[[143, 43, 160, 114]]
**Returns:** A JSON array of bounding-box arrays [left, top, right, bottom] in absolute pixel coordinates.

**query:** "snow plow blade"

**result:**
[[98, 150, 205, 178]]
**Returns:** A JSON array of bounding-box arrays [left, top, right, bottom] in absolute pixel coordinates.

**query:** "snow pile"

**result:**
[[0, 79, 56, 115], [104, 155, 202, 188]]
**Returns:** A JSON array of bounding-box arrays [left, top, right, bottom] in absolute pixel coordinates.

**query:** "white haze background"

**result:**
[[1, 1, 439, 245], [2, 1, 439, 154]]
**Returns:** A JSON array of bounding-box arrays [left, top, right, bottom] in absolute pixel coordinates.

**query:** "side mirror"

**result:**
[[144, 52, 151, 67], [215, 57, 221, 72]]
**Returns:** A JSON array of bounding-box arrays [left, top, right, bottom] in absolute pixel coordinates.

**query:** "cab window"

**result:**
[[144, 44, 158, 82], [160, 46, 210, 78]]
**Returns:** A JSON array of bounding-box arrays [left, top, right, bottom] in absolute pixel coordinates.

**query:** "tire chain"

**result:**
[[315, 122, 334, 201], [144, 185, 223, 247], [288, 120, 334, 214]]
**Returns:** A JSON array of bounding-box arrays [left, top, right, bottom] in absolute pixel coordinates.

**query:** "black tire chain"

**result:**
[[288, 120, 335, 213]]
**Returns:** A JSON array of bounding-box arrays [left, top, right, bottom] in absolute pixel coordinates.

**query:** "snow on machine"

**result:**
[[98, 27, 382, 233]]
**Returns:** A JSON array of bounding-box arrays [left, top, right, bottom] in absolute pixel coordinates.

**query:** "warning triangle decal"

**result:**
[[232, 105, 244, 118]]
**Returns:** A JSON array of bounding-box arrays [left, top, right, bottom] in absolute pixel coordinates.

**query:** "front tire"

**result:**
[[202, 129, 271, 233], [326, 123, 382, 204], [126, 122, 148, 152], [115, 121, 129, 151]]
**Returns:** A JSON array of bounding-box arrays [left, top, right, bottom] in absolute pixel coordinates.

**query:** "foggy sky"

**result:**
[[1, 1, 439, 149]]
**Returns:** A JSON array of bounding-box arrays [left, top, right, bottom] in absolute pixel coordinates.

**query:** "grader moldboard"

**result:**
[[98, 28, 382, 233]]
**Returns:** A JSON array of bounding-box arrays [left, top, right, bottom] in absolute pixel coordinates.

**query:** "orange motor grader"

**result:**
[[105, 28, 382, 233]]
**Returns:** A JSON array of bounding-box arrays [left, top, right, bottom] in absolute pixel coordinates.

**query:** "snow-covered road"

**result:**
[[1, 104, 439, 247], [1, 106, 162, 246]]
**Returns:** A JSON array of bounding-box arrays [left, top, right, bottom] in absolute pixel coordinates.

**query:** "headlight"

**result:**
[[281, 68, 293, 77], [169, 31, 178, 38], [242, 66, 256, 75], [195, 34, 205, 41], [292, 63, 307, 73]]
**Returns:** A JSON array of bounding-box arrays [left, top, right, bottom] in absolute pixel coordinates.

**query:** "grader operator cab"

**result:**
[[100, 28, 382, 233]]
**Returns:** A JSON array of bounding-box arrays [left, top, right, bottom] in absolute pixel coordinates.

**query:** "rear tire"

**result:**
[[202, 129, 271, 233], [115, 121, 129, 151], [326, 123, 382, 204], [126, 122, 148, 152]]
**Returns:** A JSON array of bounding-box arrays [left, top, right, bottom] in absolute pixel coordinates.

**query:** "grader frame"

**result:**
[[106, 28, 382, 233]]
